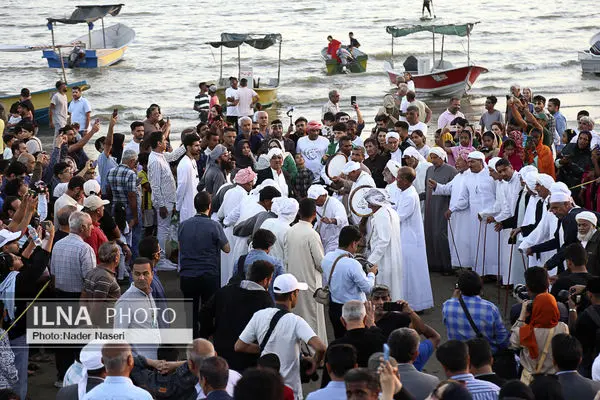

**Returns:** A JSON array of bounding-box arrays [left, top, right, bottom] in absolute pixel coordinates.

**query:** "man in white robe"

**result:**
[[217, 167, 256, 286], [176, 134, 201, 223], [343, 161, 375, 225], [384, 160, 402, 200], [402, 146, 432, 217], [431, 149, 472, 269], [446, 151, 497, 276], [386, 131, 403, 163], [285, 198, 328, 344], [307, 184, 348, 254], [227, 184, 281, 286], [364, 189, 404, 302], [392, 167, 434, 311], [259, 196, 299, 265]]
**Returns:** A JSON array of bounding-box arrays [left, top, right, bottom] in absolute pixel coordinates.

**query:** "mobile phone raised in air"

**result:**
[[383, 344, 390, 361], [112, 108, 118, 118], [350, 96, 357, 106], [382, 302, 405, 312]]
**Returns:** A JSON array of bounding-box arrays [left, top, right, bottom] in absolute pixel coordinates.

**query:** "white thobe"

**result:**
[[518, 198, 558, 275], [414, 160, 433, 219], [390, 149, 402, 163], [434, 171, 471, 268], [349, 172, 376, 225], [367, 205, 403, 301], [392, 186, 433, 311], [315, 196, 348, 254], [260, 217, 291, 265], [176, 156, 199, 223], [450, 168, 497, 276], [218, 185, 248, 286]]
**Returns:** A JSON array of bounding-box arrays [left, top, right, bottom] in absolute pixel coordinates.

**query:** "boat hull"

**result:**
[[0, 81, 90, 124], [578, 51, 600, 74], [321, 47, 368, 75], [42, 23, 134, 69], [385, 64, 488, 97], [216, 87, 278, 111]]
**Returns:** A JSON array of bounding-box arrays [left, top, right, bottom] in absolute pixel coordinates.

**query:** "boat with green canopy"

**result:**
[[207, 33, 282, 109], [383, 22, 488, 97]]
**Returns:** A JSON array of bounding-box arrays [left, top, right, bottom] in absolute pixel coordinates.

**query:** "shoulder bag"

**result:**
[[260, 308, 289, 352], [313, 254, 348, 305]]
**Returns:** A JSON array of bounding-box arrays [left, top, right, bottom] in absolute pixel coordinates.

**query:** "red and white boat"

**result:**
[[383, 22, 488, 97]]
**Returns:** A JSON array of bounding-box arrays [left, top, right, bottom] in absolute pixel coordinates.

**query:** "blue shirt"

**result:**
[[305, 380, 346, 400], [98, 152, 118, 193], [414, 339, 434, 371], [449, 373, 499, 400], [238, 249, 284, 299], [178, 214, 228, 278], [83, 376, 152, 399], [321, 249, 375, 304], [553, 111, 567, 136], [442, 295, 509, 353]]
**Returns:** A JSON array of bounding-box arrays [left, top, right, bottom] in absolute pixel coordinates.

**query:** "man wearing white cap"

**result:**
[[519, 173, 559, 268], [392, 168, 434, 311], [446, 151, 497, 275], [529, 182, 586, 273], [56, 341, 106, 400], [308, 184, 348, 254], [424, 147, 457, 274], [343, 160, 375, 225], [236, 273, 326, 400], [256, 147, 293, 197], [363, 188, 404, 301], [574, 212, 600, 276], [385, 131, 403, 163]]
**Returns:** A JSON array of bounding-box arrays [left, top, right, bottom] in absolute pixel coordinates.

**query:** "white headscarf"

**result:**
[[576, 211, 598, 227], [385, 131, 400, 143], [266, 148, 284, 160], [342, 161, 361, 175], [428, 147, 447, 161], [385, 160, 402, 178], [402, 146, 426, 163], [488, 157, 502, 172], [536, 173, 555, 191], [307, 185, 328, 200], [78, 340, 104, 400], [524, 172, 539, 194], [271, 197, 299, 224], [364, 188, 395, 207]]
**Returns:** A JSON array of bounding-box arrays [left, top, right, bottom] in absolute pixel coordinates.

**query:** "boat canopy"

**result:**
[[207, 33, 282, 50], [386, 22, 478, 38], [47, 4, 124, 24]]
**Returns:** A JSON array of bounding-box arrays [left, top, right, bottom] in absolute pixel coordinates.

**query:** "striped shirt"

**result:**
[[82, 265, 120, 300], [50, 233, 96, 293], [147, 147, 185, 208], [450, 373, 499, 400], [106, 164, 139, 205]]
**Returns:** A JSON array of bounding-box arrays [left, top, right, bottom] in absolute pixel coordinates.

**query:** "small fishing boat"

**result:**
[[206, 33, 282, 109], [0, 81, 91, 124], [578, 32, 600, 74], [321, 46, 368, 75], [383, 22, 488, 97], [42, 4, 135, 68]]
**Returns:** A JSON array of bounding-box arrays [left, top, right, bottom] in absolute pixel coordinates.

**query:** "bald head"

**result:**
[[187, 338, 215, 367], [101, 343, 133, 375], [397, 166, 416, 183]]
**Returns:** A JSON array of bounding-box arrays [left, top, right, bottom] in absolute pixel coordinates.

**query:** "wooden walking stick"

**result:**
[[482, 222, 488, 276], [475, 219, 483, 268], [504, 243, 515, 319], [448, 217, 462, 268]]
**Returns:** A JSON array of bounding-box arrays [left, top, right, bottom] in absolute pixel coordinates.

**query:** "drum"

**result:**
[[326, 153, 348, 179], [354, 253, 377, 275], [349, 184, 375, 218]]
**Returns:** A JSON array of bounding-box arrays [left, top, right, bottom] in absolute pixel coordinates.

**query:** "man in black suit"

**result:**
[[552, 333, 600, 400], [56, 344, 106, 400], [574, 211, 600, 276], [255, 148, 294, 197], [528, 189, 586, 273]]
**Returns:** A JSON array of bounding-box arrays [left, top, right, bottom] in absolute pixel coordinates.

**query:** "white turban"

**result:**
[[385, 160, 402, 178], [364, 188, 394, 207], [488, 157, 502, 172], [524, 172, 539, 193], [250, 178, 278, 196], [576, 211, 598, 227], [307, 184, 328, 200], [536, 173, 555, 190], [402, 146, 426, 163], [428, 147, 447, 161], [549, 182, 571, 203], [342, 161, 361, 175], [267, 147, 284, 160], [385, 131, 400, 143], [272, 197, 299, 224], [467, 151, 486, 161], [519, 165, 537, 180], [78, 340, 104, 400]]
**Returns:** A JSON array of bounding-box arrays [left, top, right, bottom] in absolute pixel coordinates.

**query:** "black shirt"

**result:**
[[376, 311, 412, 340], [550, 271, 592, 298], [364, 152, 391, 188], [574, 304, 600, 377]]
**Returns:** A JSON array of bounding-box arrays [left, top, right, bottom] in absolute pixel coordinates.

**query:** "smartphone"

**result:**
[[505, 95, 511, 100], [91, 160, 98, 168], [166, 116, 170, 122], [382, 302, 405, 312], [27, 189, 38, 198], [112, 108, 118, 118], [350, 96, 357, 106], [383, 344, 390, 362], [94, 118, 100, 124]]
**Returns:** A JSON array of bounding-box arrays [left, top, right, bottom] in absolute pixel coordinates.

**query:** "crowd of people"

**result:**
[[0, 76, 599, 400]]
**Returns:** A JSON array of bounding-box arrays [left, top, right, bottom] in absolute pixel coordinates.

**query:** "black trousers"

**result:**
[[180, 275, 220, 338], [54, 290, 81, 380], [328, 301, 346, 339]]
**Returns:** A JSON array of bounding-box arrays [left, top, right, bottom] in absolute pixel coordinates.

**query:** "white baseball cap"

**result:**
[[0, 229, 22, 248], [273, 273, 308, 294], [83, 180, 101, 197], [83, 195, 110, 211]]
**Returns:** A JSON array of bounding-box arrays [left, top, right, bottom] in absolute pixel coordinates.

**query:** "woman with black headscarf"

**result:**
[[556, 130, 593, 203]]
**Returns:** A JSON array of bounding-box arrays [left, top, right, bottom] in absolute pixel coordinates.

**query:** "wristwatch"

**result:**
[[569, 308, 577, 313]]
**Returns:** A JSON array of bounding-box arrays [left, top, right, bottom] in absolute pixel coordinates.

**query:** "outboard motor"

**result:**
[[590, 40, 600, 56]]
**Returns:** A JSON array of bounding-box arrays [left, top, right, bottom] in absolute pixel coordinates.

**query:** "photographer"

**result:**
[[550, 242, 593, 299], [510, 267, 568, 324], [569, 277, 600, 378]]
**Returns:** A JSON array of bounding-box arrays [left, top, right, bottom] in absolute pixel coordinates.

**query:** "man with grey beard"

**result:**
[[574, 211, 600, 276]]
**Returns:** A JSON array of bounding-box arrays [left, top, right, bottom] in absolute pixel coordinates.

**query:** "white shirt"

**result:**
[[437, 109, 465, 129], [176, 155, 199, 222], [390, 148, 403, 163], [322, 100, 340, 118], [124, 140, 140, 155], [239, 308, 317, 399], [271, 168, 289, 197], [68, 97, 92, 131], [408, 121, 428, 136], [53, 193, 81, 227], [296, 136, 330, 182], [51, 92, 68, 127], [315, 196, 348, 254], [236, 86, 257, 116], [225, 87, 239, 117], [83, 376, 152, 400]]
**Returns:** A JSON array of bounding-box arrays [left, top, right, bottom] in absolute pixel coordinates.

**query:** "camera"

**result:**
[[556, 289, 585, 305], [299, 357, 319, 383]]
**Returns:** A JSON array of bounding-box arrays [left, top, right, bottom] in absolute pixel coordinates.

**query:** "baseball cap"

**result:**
[[273, 274, 308, 294], [0, 229, 22, 248], [83, 195, 110, 211], [83, 180, 101, 197]]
